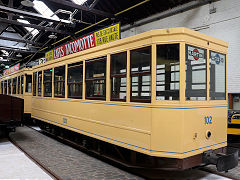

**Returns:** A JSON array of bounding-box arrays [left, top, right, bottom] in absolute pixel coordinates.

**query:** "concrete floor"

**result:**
[[0, 138, 53, 180]]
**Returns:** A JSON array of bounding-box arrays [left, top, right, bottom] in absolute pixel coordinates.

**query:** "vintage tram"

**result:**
[[0, 28, 238, 171]]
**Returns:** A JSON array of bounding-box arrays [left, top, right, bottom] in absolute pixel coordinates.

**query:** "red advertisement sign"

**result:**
[[3, 63, 20, 76]]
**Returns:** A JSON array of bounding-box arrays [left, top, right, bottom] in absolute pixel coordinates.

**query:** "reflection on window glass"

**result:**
[[68, 62, 83, 99], [210, 51, 226, 100], [4, 80, 7, 95], [54, 66, 65, 98], [25, 75, 32, 93], [21, 75, 24, 94], [17, 76, 20, 94], [111, 52, 127, 101], [86, 57, 106, 100], [0, 81, 2, 94], [156, 44, 179, 100], [44, 69, 52, 97], [12, 78, 17, 94], [130, 47, 151, 103], [33, 73, 37, 96], [38, 71, 42, 96], [186, 45, 207, 100], [8, 79, 12, 95]]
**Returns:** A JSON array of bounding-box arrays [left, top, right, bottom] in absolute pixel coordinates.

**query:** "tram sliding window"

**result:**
[[8, 79, 12, 95], [186, 45, 207, 100], [130, 47, 151, 103], [111, 52, 127, 101], [210, 51, 226, 100], [54, 66, 65, 98], [156, 44, 180, 100], [86, 57, 106, 100], [33, 73, 37, 96], [43, 69, 52, 97], [38, 71, 42, 96], [21, 75, 24, 94], [68, 62, 83, 99], [12, 78, 17, 94], [4, 80, 7, 95], [25, 75, 32, 93], [17, 76, 20, 94]]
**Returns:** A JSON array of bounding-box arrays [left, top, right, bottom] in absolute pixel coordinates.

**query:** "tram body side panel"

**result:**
[[23, 93, 32, 114], [151, 108, 184, 158], [181, 106, 227, 158], [31, 97, 152, 155]]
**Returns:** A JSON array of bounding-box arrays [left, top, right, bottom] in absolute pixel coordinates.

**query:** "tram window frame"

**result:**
[[185, 44, 207, 101], [21, 75, 24, 94], [43, 69, 52, 97], [110, 52, 127, 101], [33, 72, 37, 96], [54, 65, 65, 98], [156, 44, 180, 101], [68, 62, 83, 99], [4, 80, 7, 95], [25, 75, 32, 93], [209, 51, 226, 100], [38, 71, 42, 96], [8, 79, 12, 95], [85, 57, 106, 100], [1, 81, 3, 94], [12, 77, 17, 94], [17, 76, 20, 94], [130, 47, 152, 103]]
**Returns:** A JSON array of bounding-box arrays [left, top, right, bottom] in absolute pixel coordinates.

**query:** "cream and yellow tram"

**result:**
[[0, 68, 33, 118], [29, 28, 237, 171]]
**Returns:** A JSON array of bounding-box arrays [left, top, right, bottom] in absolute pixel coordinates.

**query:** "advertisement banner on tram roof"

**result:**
[[3, 63, 20, 76], [45, 23, 120, 62]]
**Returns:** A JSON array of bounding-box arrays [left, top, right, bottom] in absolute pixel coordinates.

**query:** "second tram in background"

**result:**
[[0, 27, 238, 171]]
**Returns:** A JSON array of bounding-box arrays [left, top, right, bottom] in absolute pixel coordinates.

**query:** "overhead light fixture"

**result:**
[[16, 53, 22, 58], [5, 65, 10, 69], [21, 0, 34, 7], [48, 34, 57, 39], [72, 0, 87, 5]]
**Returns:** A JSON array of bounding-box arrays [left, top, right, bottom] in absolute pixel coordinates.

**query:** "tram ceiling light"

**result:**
[[21, 0, 34, 7]]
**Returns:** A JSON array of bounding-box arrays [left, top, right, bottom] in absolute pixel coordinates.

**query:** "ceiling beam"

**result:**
[[0, 46, 42, 54], [0, 18, 69, 35], [47, 0, 113, 18], [0, 5, 70, 24], [89, 0, 100, 9], [0, 36, 43, 46]]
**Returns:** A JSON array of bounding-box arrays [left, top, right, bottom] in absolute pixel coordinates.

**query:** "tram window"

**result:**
[[38, 71, 42, 96], [12, 78, 17, 94], [210, 51, 226, 100], [68, 62, 83, 99], [185, 45, 207, 100], [130, 47, 151, 103], [54, 66, 65, 98], [21, 75, 24, 94], [33, 73, 37, 96], [25, 75, 32, 93], [17, 76, 20, 94], [111, 52, 127, 101], [1, 81, 3, 94], [4, 80, 7, 95], [156, 44, 180, 100], [8, 79, 12, 95], [86, 57, 106, 100], [43, 69, 52, 97]]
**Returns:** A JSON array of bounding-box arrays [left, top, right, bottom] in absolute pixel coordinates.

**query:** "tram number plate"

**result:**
[[204, 116, 212, 125]]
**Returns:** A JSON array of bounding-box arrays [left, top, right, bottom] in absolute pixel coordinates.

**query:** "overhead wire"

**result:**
[[1, 0, 150, 71]]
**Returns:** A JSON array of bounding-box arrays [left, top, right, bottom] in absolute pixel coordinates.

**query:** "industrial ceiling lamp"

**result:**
[[16, 53, 22, 58], [48, 34, 57, 39], [21, 0, 34, 7]]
